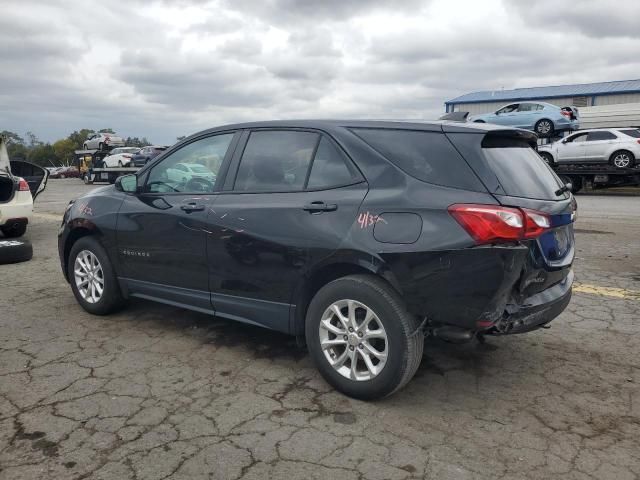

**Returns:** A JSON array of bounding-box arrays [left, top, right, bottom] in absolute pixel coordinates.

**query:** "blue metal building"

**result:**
[[445, 79, 640, 115]]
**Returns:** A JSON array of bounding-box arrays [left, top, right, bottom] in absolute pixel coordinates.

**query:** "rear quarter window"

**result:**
[[350, 128, 485, 191]]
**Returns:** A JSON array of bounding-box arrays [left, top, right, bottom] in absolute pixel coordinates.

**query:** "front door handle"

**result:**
[[181, 202, 206, 213], [303, 201, 338, 213]]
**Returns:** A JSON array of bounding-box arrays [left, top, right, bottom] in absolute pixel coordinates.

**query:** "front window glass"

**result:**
[[146, 133, 234, 193]]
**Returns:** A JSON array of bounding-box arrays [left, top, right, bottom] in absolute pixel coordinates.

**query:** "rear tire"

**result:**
[[610, 150, 635, 169], [68, 236, 125, 315], [0, 239, 32, 264], [305, 274, 424, 400], [473, 120, 485, 123], [98, 142, 104, 151], [535, 119, 555, 137], [118, 160, 123, 167]]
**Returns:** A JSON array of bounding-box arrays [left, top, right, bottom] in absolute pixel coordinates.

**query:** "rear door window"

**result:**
[[481, 136, 566, 200], [306, 137, 359, 189], [350, 128, 484, 191], [586, 131, 617, 141], [233, 130, 319, 192]]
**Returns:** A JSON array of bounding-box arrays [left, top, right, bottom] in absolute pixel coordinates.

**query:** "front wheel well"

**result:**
[[63, 228, 95, 281], [293, 263, 400, 336]]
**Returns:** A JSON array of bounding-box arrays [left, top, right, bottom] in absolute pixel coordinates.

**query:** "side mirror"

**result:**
[[561, 139, 568, 144], [115, 174, 138, 193], [495, 111, 501, 115]]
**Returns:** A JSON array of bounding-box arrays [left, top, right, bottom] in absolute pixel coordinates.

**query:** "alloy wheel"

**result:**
[[74, 250, 104, 304], [613, 153, 631, 168], [318, 299, 388, 381], [537, 121, 552, 135]]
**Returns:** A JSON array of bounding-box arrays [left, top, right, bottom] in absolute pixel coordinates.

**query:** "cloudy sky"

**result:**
[[2, 0, 640, 144]]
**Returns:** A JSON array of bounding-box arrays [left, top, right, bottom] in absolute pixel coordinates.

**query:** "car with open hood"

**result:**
[[0, 136, 48, 237]]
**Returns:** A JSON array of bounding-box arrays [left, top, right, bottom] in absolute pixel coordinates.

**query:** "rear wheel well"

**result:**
[[63, 228, 94, 281], [293, 263, 399, 337]]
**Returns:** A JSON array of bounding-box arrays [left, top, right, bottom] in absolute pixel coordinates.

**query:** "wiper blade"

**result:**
[[555, 183, 572, 196]]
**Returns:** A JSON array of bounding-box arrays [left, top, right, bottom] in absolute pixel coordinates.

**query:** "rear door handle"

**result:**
[[303, 201, 338, 213], [181, 202, 206, 213]]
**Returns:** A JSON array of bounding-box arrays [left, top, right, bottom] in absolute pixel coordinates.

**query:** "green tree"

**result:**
[[53, 138, 76, 165], [25, 131, 42, 148], [0, 131, 27, 160], [27, 143, 56, 167], [68, 129, 95, 150], [125, 136, 152, 147], [98, 128, 115, 134]]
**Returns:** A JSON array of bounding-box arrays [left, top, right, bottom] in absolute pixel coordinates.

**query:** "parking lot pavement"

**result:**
[[1, 180, 639, 480]]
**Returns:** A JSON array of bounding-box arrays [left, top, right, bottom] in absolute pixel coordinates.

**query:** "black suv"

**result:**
[[59, 120, 575, 399]]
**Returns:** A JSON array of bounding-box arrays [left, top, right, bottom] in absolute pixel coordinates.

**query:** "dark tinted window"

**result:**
[[351, 128, 484, 191], [620, 129, 640, 138], [234, 130, 319, 192], [587, 131, 617, 141], [481, 137, 565, 200], [306, 137, 356, 189], [565, 132, 588, 143]]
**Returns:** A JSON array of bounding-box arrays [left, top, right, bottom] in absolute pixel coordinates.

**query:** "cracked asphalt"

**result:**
[[1, 180, 639, 480]]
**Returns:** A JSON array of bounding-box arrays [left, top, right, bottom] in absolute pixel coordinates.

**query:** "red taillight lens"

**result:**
[[448, 204, 551, 245], [18, 178, 30, 191], [561, 110, 571, 117], [448, 204, 524, 244], [522, 209, 551, 238], [637, 139, 640, 145]]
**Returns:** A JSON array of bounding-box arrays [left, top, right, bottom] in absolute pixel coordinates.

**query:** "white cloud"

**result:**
[[1, 0, 639, 144]]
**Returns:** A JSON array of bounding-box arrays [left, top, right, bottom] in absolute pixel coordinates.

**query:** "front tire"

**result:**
[[539, 151, 554, 166], [305, 274, 424, 400], [610, 150, 635, 169], [68, 236, 125, 315], [535, 119, 554, 137]]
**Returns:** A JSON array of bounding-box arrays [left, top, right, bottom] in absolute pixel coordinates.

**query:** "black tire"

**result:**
[[98, 142, 104, 151], [535, 119, 555, 137], [305, 274, 424, 400], [67, 236, 125, 315], [0, 239, 32, 264], [118, 160, 123, 167], [1, 222, 27, 238], [473, 120, 485, 123], [610, 150, 635, 169], [83, 143, 88, 150], [539, 151, 554, 166]]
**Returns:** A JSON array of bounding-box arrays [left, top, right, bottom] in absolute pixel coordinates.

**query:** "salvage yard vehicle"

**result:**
[[103, 147, 140, 168], [58, 120, 575, 399], [0, 137, 48, 237], [538, 128, 640, 168], [131, 145, 168, 167], [470, 101, 579, 137], [83, 132, 125, 151], [166, 162, 216, 183]]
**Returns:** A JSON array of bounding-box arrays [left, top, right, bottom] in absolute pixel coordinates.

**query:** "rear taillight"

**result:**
[[561, 110, 571, 117], [637, 139, 640, 145], [123, 154, 132, 158], [448, 204, 551, 245], [18, 178, 30, 191]]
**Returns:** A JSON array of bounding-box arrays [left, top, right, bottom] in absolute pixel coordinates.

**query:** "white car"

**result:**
[[83, 132, 125, 151], [103, 147, 140, 168], [538, 128, 640, 168], [0, 137, 48, 237], [166, 163, 216, 184]]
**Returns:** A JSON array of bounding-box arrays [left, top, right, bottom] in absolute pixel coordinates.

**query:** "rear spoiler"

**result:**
[[481, 129, 538, 149], [439, 111, 469, 122]]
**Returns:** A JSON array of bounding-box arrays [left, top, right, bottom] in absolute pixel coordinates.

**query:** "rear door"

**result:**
[[9, 160, 48, 200], [205, 129, 367, 333], [584, 130, 617, 163], [515, 103, 538, 129], [557, 132, 588, 163]]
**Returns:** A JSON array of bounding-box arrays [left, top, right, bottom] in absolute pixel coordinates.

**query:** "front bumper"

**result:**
[[491, 269, 574, 334]]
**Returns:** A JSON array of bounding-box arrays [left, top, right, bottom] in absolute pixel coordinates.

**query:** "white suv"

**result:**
[[538, 128, 640, 168]]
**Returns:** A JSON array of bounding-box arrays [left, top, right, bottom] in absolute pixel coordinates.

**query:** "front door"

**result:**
[[494, 104, 519, 126], [205, 129, 368, 333], [557, 132, 588, 163], [116, 132, 238, 310]]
